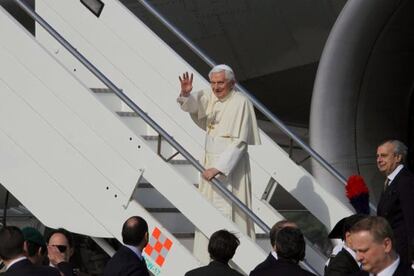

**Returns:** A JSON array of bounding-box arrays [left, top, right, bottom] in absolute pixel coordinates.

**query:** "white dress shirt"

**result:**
[[387, 164, 404, 184], [370, 257, 400, 276]]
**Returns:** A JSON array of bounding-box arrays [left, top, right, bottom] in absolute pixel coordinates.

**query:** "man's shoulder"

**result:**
[[326, 249, 359, 275], [104, 247, 148, 276], [111, 246, 136, 259], [186, 262, 242, 276], [6, 260, 60, 276], [231, 90, 250, 103], [35, 265, 61, 276], [394, 261, 414, 276], [251, 259, 315, 276], [250, 254, 276, 274], [330, 248, 356, 264], [396, 167, 414, 181], [394, 167, 414, 190]]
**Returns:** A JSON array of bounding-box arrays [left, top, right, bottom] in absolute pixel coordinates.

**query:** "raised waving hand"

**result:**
[[179, 72, 193, 97]]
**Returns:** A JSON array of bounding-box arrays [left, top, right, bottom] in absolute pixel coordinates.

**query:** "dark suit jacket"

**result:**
[[352, 260, 414, 276], [325, 248, 360, 276], [185, 261, 243, 276], [377, 167, 414, 263], [249, 258, 316, 276], [4, 259, 60, 276], [56, 261, 76, 276], [103, 246, 149, 276], [250, 253, 277, 275]]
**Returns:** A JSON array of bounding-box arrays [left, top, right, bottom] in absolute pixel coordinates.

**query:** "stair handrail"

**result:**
[[137, 1, 348, 184], [13, 0, 271, 237], [12, 1, 320, 273], [137, 0, 378, 214]]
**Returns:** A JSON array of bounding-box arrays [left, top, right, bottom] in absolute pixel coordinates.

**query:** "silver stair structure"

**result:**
[[33, 0, 354, 226], [0, 4, 272, 275], [0, 0, 362, 274]]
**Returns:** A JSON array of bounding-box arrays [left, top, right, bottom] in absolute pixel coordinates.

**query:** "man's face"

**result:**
[[351, 231, 391, 274], [48, 233, 73, 262], [376, 142, 401, 176], [209, 71, 234, 100]]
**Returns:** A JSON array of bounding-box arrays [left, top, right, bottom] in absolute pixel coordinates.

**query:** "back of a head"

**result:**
[[122, 216, 148, 246], [350, 216, 394, 246], [270, 220, 297, 247], [22, 227, 47, 257], [208, 229, 240, 263], [275, 227, 306, 263], [0, 226, 24, 261]]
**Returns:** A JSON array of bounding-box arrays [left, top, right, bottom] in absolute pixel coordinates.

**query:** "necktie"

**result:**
[[384, 178, 390, 191]]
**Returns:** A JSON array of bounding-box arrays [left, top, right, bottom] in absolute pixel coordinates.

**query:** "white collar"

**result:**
[[271, 251, 278, 260], [370, 256, 400, 276], [6, 256, 27, 270], [343, 244, 363, 267], [124, 244, 143, 260], [387, 165, 404, 183], [343, 244, 357, 261]]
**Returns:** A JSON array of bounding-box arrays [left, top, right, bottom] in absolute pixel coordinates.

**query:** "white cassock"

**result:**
[[178, 88, 261, 263]]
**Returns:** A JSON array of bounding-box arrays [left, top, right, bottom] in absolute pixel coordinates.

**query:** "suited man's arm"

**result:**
[[399, 178, 414, 243], [125, 265, 150, 276], [325, 254, 358, 276], [56, 262, 76, 276]]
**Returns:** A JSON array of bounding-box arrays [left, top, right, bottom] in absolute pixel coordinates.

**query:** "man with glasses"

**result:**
[[0, 226, 60, 276], [46, 228, 77, 276], [178, 64, 261, 263]]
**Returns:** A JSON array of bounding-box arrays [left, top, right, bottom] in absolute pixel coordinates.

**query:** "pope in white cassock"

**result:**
[[177, 64, 261, 263]]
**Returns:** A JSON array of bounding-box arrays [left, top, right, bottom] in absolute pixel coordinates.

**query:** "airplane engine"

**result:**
[[310, 0, 414, 204]]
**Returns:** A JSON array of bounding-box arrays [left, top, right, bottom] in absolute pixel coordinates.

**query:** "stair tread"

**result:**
[[140, 135, 158, 140], [138, 182, 199, 189], [116, 111, 138, 117], [90, 88, 113, 93], [146, 207, 179, 213], [173, 232, 268, 239]]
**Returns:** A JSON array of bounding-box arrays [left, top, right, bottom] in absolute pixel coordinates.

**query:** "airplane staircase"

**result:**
[[0, 0, 359, 275]]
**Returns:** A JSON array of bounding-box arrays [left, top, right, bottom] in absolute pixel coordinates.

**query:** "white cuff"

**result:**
[[177, 93, 198, 113]]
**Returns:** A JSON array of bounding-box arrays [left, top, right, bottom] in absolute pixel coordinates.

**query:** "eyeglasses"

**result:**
[[51, 244, 67, 253]]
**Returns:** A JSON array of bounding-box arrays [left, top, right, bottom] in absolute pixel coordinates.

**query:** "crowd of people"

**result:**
[[0, 226, 83, 275], [2, 215, 413, 275], [1, 65, 414, 276]]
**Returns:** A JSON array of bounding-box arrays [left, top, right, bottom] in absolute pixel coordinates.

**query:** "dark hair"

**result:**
[[26, 240, 47, 257], [208, 229, 240, 263], [0, 226, 24, 260], [122, 216, 148, 246], [47, 228, 74, 248], [275, 227, 306, 263], [270, 220, 297, 247], [350, 216, 394, 245]]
